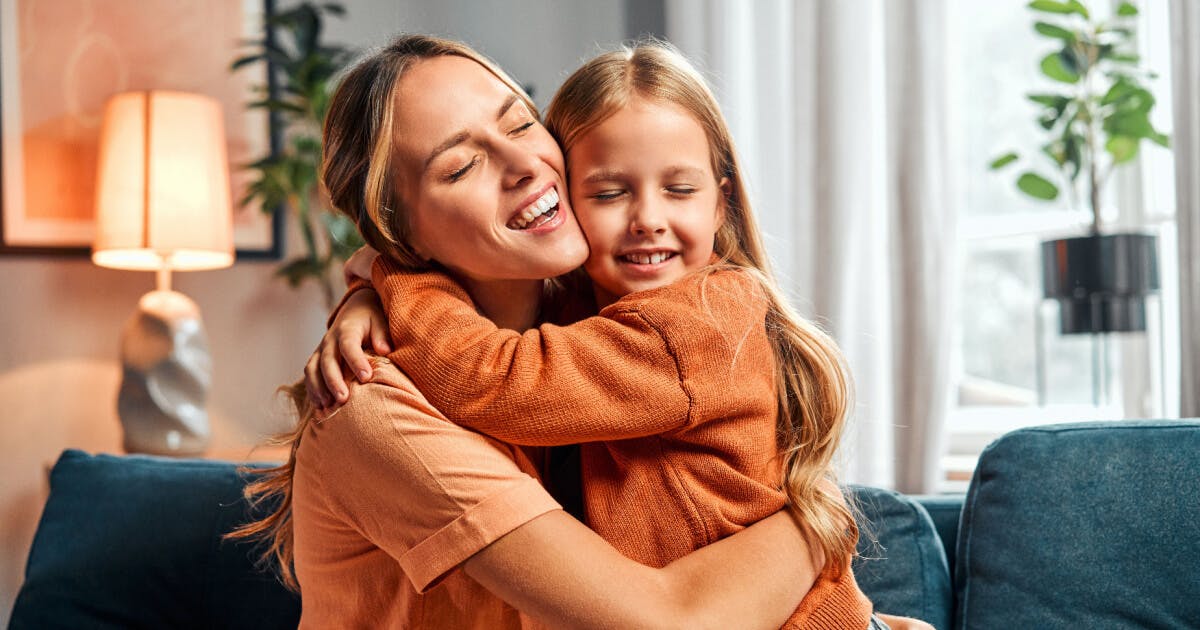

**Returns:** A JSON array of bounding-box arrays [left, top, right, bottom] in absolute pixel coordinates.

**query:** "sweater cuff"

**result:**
[[783, 562, 874, 630]]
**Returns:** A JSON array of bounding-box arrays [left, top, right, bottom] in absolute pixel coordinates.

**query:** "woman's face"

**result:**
[[390, 55, 588, 283]]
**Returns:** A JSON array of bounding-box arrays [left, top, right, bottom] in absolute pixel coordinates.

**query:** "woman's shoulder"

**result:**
[[305, 359, 446, 445]]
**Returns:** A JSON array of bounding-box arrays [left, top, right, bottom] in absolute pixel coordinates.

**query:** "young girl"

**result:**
[[331, 42, 894, 628]]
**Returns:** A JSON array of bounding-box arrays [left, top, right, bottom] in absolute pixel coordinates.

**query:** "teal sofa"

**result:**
[[10, 420, 1199, 629]]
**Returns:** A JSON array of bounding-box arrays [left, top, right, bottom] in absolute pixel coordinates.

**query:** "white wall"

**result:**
[[0, 0, 640, 622]]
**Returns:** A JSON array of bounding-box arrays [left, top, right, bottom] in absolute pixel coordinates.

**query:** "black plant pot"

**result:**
[[1041, 233, 1159, 334]]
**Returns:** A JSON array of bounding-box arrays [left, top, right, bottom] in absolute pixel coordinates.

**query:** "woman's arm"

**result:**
[[467, 509, 821, 630], [372, 258, 766, 446], [316, 364, 820, 630]]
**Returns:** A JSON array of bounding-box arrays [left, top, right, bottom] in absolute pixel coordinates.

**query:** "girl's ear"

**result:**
[[716, 177, 732, 226]]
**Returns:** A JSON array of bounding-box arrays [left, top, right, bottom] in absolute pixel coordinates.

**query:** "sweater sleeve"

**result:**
[[372, 257, 696, 446]]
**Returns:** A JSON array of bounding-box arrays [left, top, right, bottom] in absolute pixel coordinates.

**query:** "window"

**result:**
[[944, 0, 1179, 489]]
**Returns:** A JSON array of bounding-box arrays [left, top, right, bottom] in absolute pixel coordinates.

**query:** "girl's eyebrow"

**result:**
[[581, 169, 626, 184], [580, 166, 707, 184]]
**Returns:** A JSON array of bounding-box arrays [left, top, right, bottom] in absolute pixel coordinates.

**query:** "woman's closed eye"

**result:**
[[666, 185, 698, 196], [447, 156, 479, 182], [510, 121, 535, 135]]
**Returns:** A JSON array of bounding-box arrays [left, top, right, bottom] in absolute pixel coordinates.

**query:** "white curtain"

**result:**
[[666, 0, 955, 492], [1171, 0, 1200, 417]]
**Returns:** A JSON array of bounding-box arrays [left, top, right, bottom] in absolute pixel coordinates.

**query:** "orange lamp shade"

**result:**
[[92, 91, 234, 271]]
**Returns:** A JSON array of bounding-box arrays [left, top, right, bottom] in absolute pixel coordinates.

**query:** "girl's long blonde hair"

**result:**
[[546, 41, 859, 572], [225, 34, 537, 591]]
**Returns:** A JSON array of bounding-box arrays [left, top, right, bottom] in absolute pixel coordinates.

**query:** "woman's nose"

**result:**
[[497, 139, 540, 189]]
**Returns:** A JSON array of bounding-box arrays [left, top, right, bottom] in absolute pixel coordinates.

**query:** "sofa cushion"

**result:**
[[955, 420, 1200, 629], [10, 450, 300, 630], [913, 494, 964, 579], [851, 485, 953, 630]]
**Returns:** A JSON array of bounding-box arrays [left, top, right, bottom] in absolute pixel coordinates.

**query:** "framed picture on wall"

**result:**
[[0, 0, 283, 258]]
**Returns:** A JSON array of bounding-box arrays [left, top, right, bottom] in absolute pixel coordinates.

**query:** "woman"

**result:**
[[237, 35, 828, 629]]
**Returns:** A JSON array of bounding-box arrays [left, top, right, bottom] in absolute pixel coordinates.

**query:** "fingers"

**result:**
[[370, 317, 393, 355], [304, 350, 332, 410], [339, 331, 375, 384], [321, 342, 350, 404]]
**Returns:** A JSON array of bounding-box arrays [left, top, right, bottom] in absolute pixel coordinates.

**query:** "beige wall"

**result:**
[[0, 0, 636, 622], [0, 221, 330, 621]]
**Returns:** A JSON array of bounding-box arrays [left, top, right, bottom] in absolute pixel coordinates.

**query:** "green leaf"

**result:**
[[1017, 172, 1060, 200], [1034, 21, 1075, 40], [1066, 0, 1090, 18], [1028, 0, 1075, 14], [1106, 135, 1139, 163], [990, 152, 1019, 169], [1117, 2, 1139, 16], [1040, 51, 1080, 83], [1151, 131, 1170, 148], [1105, 110, 1155, 138], [276, 256, 329, 288], [230, 54, 264, 71], [1027, 93, 1070, 108]]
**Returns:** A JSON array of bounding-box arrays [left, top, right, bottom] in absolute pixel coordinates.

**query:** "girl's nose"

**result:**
[[630, 200, 668, 236]]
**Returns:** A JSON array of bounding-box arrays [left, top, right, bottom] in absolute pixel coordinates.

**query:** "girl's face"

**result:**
[[566, 96, 728, 307], [391, 55, 588, 283]]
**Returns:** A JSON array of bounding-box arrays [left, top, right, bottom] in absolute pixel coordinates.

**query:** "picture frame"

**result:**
[[0, 0, 283, 259]]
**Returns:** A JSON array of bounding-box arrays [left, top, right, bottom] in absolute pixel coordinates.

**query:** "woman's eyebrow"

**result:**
[[496, 93, 519, 120], [425, 131, 470, 170], [423, 94, 522, 172]]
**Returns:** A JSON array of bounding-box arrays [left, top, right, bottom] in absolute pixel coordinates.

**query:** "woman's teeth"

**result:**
[[510, 188, 559, 229], [621, 252, 675, 265]]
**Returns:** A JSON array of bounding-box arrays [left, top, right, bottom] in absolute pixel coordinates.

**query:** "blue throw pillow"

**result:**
[[10, 450, 300, 630], [955, 420, 1200, 629], [852, 485, 953, 630]]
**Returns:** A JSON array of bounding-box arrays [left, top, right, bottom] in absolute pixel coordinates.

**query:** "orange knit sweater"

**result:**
[[371, 258, 873, 629]]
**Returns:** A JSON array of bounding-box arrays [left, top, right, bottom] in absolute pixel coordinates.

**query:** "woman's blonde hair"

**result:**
[[546, 41, 859, 572], [225, 34, 536, 591]]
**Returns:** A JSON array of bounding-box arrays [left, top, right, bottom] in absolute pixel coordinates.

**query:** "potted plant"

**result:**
[[233, 1, 361, 307], [990, 0, 1169, 334]]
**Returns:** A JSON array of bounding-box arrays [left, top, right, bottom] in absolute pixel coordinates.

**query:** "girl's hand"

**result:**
[[343, 244, 380, 286], [304, 288, 391, 410]]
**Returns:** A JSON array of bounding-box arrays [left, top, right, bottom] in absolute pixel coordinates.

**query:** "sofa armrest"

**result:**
[[10, 450, 300, 630]]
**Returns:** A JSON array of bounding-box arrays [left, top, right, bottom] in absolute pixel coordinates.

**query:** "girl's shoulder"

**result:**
[[606, 265, 770, 328]]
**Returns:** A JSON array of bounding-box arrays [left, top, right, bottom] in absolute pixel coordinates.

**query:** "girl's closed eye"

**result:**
[[510, 121, 535, 135], [591, 188, 626, 201], [666, 185, 698, 196]]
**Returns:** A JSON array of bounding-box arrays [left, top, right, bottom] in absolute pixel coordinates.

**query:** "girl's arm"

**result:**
[[304, 286, 390, 410], [372, 257, 766, 446], [467, 509, 822, 630]]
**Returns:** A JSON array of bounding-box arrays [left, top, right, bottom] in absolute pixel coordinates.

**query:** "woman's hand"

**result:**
[[304, 288, 391, 410]]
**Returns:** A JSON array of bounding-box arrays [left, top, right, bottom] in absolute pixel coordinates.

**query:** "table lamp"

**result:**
[[92, 90, 234, 456]]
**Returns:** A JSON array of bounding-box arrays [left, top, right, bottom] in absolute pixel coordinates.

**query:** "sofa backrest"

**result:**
[[954, 419, 1200, 629], [10, 450, 300, 630]]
